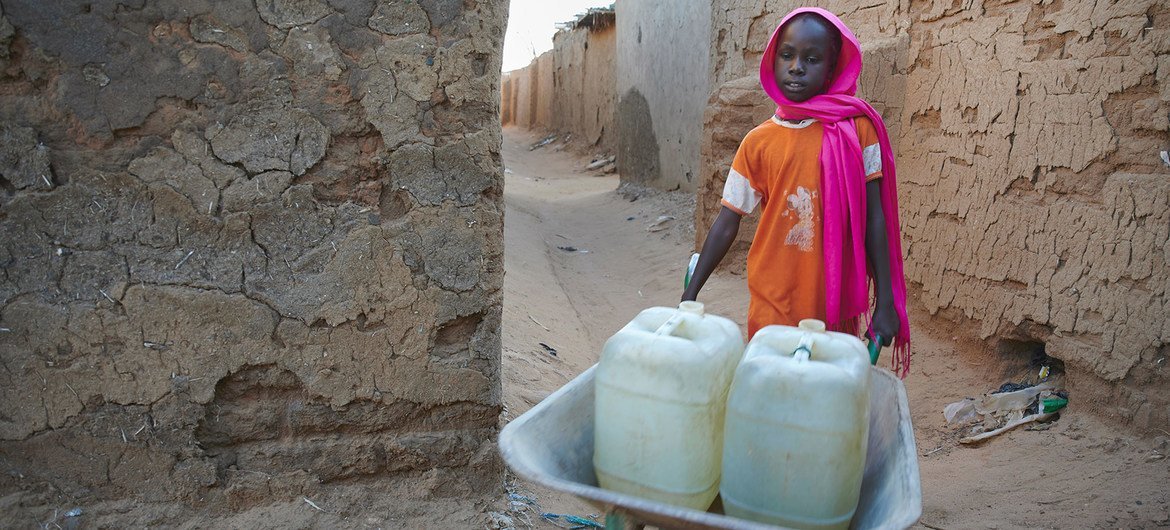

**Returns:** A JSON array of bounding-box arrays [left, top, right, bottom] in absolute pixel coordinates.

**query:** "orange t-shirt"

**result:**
[[721, 116, 883, 338]]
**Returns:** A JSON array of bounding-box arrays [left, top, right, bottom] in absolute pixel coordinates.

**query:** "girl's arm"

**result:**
[[865, 180, 899, 346], [682, 206, 742, 301]]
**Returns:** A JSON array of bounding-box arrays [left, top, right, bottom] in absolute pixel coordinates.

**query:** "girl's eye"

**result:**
[[780, 52, 793, 59], [807, 56, 819, 64]]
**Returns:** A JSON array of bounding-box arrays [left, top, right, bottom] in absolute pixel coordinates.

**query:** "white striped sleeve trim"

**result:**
[[722, 168, 761, 215], [863, 143, 882, 177]]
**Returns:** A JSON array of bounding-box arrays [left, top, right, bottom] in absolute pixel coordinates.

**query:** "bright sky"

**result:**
[[502, 0, 614, 72]]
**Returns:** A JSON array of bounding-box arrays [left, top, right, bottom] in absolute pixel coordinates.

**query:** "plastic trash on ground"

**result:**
[[943, 364, 1069, 444]]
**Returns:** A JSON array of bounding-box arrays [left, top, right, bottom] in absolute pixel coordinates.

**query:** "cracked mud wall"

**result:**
[[0, 0, 506, 509], [615, 0, 711, 192], [699, 1, 1169, 429]]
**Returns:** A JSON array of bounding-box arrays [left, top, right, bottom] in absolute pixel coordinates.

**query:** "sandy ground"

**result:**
[[498, 127, 1170, 530]]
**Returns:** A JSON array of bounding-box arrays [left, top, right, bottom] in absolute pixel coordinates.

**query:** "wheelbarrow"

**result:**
[[498, 365, 921, 529]]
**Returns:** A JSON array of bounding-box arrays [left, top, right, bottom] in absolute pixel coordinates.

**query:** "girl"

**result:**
[[682, 7, 911, 377]]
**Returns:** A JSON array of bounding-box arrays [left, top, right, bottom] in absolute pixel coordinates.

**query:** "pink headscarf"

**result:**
[[760, 7, 911, 378]]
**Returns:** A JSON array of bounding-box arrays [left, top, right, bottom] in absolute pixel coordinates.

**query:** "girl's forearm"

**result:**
[[682, 206, 742, 301], [864, 180, 894, 307]]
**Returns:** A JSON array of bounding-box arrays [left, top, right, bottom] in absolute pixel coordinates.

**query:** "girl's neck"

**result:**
[[773, 115, 816, 128], [775, 114, 814, 124]]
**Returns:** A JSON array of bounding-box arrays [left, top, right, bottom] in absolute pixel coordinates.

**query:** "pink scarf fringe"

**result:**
[[760, 7, 911, 378]]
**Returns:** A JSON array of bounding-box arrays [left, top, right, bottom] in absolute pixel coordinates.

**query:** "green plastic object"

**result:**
[[1041, 397, 1068, 414], [868, 334, 882, 365], [564, 514, 603, 528], [683, 253, 700, 289]]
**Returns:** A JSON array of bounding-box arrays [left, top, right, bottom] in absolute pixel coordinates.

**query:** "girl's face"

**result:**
[[772, 16, 838, 102]]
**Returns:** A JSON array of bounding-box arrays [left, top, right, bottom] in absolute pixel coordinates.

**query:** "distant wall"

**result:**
[[501, 72, 516, 125], [502, 18, 615, 152], [0, 0, 506, 515], [551, 24, 617, 151], [615, 0, 711, 192], [698, 1, 1170, 429], [514, 62, 537, 128], [534, 51, 554, 128], [500, 51, 554, 132]]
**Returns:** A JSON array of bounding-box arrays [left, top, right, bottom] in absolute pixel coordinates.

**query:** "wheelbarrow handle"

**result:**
[[867, 334, 882, 365]]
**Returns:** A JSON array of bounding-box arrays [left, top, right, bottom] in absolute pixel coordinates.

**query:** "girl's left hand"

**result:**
[[871, 302, 900, 347]]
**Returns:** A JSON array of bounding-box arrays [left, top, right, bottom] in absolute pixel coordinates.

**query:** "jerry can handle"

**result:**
[[654, 302, 703, 337], [655, 315, 683, 337], [792, 334, 813, 362]]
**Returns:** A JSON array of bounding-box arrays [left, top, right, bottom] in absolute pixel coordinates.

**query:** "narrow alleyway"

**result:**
[[497, 128, 1170, 529]]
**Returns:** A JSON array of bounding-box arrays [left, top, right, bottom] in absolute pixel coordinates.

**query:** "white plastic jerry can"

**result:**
[[720, 319, 871, 530], [594, 301, 744, 510]]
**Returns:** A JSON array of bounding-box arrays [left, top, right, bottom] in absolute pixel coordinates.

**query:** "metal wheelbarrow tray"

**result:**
[[499, 366, 922, 529]]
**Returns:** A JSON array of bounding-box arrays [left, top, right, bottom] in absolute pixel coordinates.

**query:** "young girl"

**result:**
[[682, 7, 912, 377]]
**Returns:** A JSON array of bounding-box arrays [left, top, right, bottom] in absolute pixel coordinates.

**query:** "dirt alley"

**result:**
[[498, 128, 1170, 530]]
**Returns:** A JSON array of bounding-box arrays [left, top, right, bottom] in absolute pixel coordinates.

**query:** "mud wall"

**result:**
[[0, 0, 506, 515], [698, 0, 1169, 429], [534, 51, 554, 129], [503, 51, 553, 131], [614, 0, 712, 192], [551, 24, 617, 151], [513, 63, 537, 128]]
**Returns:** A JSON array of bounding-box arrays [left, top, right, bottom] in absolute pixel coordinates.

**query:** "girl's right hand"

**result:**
[[871, 301, 899, 347]]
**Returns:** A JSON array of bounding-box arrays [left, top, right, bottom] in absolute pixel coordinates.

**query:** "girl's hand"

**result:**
[[871, 302, 900, 347]]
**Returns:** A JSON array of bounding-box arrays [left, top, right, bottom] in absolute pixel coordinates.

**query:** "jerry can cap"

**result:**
[[798, 319, 826, 332]]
